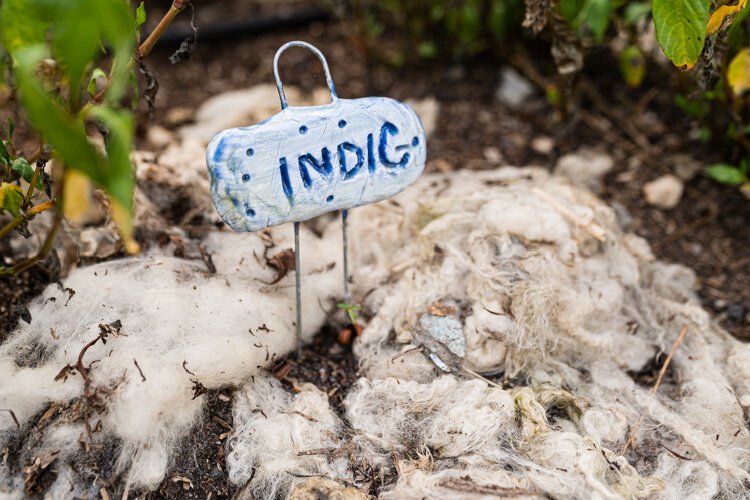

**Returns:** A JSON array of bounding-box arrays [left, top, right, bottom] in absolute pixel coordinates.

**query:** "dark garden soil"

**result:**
[[1, 1, 749, 497]]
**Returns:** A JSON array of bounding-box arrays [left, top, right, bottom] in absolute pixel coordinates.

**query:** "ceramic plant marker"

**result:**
[[206, 41, 427, 356]]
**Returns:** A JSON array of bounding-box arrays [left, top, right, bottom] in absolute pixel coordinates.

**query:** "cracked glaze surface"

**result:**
[[206, 97, 426, 231]]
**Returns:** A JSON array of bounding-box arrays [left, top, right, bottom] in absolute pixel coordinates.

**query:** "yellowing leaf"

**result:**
[[111, 200, 139, 254], [707, 0, 747, 35], [0, 182, 24, 216], [728, 48, 750, 95], [62, 169, 92, 223]]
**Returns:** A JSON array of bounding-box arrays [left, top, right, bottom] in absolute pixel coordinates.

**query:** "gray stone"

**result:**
[[555, 149, 614, 193], [495, 67, 534, 108]]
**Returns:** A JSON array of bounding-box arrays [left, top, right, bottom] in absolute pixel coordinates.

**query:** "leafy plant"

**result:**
[[0, 0, 191, 276]]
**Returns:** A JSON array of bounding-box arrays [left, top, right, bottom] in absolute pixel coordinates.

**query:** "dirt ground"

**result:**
[[1, 2, 749, 497]]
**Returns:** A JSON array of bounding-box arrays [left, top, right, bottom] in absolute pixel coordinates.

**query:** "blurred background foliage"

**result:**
[[0, 0, 189, 275], [337, 0, 750, 192]]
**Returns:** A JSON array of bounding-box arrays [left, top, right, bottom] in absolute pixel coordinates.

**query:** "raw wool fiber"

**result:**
[[340, 167, 750, 498], [1, 160, 749, 499], [0, 226, 341, 497], [227, 376, 348, 499]]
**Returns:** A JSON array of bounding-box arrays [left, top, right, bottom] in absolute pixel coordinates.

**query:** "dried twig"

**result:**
[[138, 0, 191, 59], [531, 187, 607, 242], [390, 346, 424, 363], [212, 416, 233, 431], [621, 325, 689, 454], [659, 442, 692, 461], [438, 477, 536, 497], [461, 366, 504, 389], [0, 409, 20, 430], [133, 359, 146, 382], [198, 243, 217, 274]]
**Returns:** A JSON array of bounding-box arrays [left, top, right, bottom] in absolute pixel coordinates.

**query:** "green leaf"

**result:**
[[417, 41, 438, 59], [11, 157, 33, 181], [728, 5, 750, 46], [88, 68, 107, 97], [585, 0, 611, 41], [95, 0, 136, 103], [488, 1, 509, 39], [0, 182, 23, 216], [9, 157, 42, 190], [460, 1, 481, 44], [53, 0, 134, 103], [706, 164, 748, 185], [0, 141, 10, 165], [0, 0, 47, 55], [51, 3, 101, 98], [15, 46, 106, 186], [136, 1, 147, 30], [560, 0, 587, 23], [624, 2, 651, 25], [652, 0, 710, 68], [675, 95, 700, 117], [620, 45, 646, 87], [88, 105, 134, 211], [740, 158, 749, 175]]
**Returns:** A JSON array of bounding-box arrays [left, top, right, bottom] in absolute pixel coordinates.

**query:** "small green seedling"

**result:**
[[337, 302, 362, 326]]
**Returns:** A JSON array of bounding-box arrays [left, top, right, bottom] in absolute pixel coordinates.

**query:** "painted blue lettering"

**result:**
[[298, 148, 333, 189], [367, 133, 376, 173], [379, 122, 410, 168], [338, 142, 364, 180], [279, 157, 294, 205], [212, 137, 226, 163]]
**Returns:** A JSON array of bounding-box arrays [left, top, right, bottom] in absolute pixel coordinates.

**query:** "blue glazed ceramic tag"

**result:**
[[206, 41, 427, 232]]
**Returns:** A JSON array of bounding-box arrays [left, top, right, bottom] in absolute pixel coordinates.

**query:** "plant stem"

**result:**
[[22, 163, 42, 208], [0, 199, 55, 241], [0, 211, 62, 276], [0, 217, 21, 240], [27, 199, 55, 216], [137, 1, 189, 59]]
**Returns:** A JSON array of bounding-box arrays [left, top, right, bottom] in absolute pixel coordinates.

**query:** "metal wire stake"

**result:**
[[342, 209, 350, 306], [294, 221, 302, 358]]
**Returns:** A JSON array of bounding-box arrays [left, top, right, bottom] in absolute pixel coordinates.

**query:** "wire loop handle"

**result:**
[[273, 41, 338, 110]]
